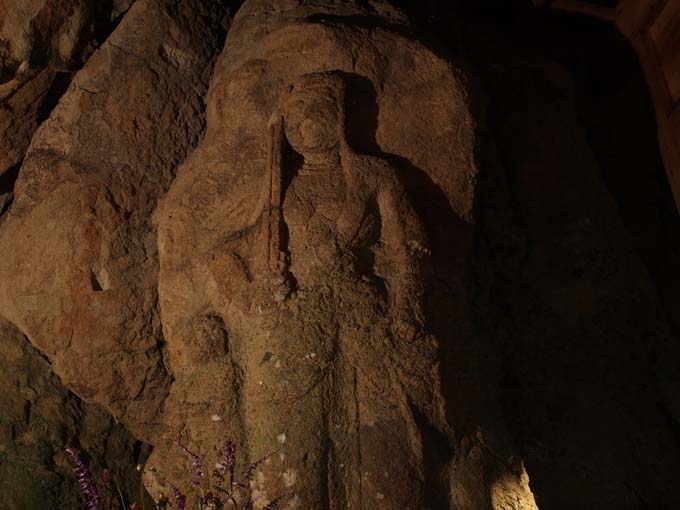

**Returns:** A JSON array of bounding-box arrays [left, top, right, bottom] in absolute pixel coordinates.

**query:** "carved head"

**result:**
[[280, 72, 346, 162]]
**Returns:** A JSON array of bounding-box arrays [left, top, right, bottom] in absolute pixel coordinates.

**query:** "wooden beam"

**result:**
[[618, 0, 680, 212], [543, 0, 618, 22], [533, 0, 680, 213], [616, 0, 665, 36]]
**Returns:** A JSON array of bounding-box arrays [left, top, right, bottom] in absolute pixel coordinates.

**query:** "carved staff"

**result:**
[[263, 113, 284, 276]]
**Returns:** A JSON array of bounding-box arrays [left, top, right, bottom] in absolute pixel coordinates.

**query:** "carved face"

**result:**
[[281, 87, 340, 158]]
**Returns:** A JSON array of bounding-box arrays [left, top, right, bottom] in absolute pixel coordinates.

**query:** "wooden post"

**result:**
[[534, 0, 680, 213], [617, 0, 680, 213], [548, 0, 617, 21]]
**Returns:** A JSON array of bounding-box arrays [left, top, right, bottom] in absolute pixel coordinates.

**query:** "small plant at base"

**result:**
[[67, 440, 290, 510], [66, 448, 153, 510], [66, 448, 102, 510], [168, 439, 289, 510]]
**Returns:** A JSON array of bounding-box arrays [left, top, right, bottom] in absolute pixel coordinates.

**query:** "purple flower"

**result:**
[[99, 468, 111, 489], [242, 493, 263, 510], [261, 494, 287, 510], [168, 483, 186, 509], [177, 441, 205, 484], [242, 453, 269, 483], [219, 440, 236, 486], [65, 448, 101, 510]]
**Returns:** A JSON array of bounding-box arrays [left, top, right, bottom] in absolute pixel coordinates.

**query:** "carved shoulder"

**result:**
[[341, 152, 401, 195]]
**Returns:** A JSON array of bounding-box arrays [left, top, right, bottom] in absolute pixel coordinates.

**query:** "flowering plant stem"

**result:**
[[116, 485, 128, 510], [141, 474, 147, 510]]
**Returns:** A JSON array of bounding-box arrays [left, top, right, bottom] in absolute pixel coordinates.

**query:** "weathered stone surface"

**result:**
[[0, 318, 149, 510], [1, 1, 679, 509], [0, 0, 117, 181], [0, 0, 230, 435], [146, 2, 521, 509]]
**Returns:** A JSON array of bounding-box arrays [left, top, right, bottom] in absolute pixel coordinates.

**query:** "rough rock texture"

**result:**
[[0, 318, 150, 510], [148, 2, 533, 509], [1, 1, 680, 509], [0, 0, 119, 188], [0, 0, 231, 435]]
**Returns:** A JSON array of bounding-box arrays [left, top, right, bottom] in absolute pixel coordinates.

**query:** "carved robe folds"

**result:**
[[150, 1, 480, 508]]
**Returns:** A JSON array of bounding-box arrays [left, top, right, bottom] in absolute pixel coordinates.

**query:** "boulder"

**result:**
[[0, 318, 150, 510], [0, 0, 231, 436], [0, 0, 115, 181]]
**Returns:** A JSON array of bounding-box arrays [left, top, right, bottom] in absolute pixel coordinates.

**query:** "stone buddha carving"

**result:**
[[257, 72, 429, 323], [147, 71, 449, 510], [224, 71, 447, 510]]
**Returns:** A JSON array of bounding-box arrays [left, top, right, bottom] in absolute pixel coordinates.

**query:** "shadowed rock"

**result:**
[[148, 1, 528, 508], [0, 0, 231, 436]]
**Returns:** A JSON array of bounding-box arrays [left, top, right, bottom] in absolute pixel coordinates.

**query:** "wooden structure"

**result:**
[[618, 0, 680, 213], [535, 0, 680, 213], [533, 0, 617, 21]]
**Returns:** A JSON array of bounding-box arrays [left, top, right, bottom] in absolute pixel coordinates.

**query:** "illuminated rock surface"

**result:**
[[1, 1, 679, 509]]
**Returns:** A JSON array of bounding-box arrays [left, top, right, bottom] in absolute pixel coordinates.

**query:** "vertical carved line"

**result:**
[[267, 116, 284, 273]]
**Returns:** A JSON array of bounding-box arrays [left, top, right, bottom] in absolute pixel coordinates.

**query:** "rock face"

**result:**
[[0, 318, 149, 510], [1, 0, 680, 509], [0, 0, 118, 185], [0, 0, 231, 434], [148, 2, 496, 509]]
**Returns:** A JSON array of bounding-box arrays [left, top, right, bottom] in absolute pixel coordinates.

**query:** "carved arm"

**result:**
[[375, 170, 431, 339]]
